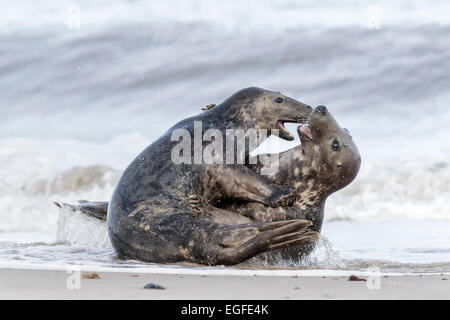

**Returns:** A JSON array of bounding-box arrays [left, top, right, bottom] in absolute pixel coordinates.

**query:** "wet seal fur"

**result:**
[[107, 87, 315, 265], [58, 105, 360, 265]]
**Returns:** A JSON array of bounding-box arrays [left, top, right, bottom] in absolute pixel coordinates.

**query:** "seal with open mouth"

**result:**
[[57, 104, 359, 264], [219, 105, 361, 259], [102, 87, 316, 265]]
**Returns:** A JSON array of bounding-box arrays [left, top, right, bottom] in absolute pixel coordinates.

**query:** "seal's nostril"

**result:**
[[316, 105, 328, 115]]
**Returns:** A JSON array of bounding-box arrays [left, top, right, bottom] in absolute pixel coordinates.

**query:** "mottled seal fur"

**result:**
[[59, 105, 360, 265], [106, 87, 316, 265]]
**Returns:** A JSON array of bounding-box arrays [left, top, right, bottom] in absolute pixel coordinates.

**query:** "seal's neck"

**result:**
[[272, 149, 335, 207]]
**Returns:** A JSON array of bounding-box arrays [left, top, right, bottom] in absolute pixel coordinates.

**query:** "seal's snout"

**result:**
[[316, 105, 328, 116]]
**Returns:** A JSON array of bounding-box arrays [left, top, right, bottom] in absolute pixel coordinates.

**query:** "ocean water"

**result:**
[[0, 0, 449, 275]]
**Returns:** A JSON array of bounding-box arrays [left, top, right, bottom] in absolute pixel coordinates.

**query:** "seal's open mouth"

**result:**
[[277, 120, 295, 140], [277, 112, 312, 141], [298, 124, 314, 142]]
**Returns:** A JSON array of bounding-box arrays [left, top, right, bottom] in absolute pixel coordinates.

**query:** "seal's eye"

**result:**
[[332, 139, 340, 151], [275, 97, 283, 103]]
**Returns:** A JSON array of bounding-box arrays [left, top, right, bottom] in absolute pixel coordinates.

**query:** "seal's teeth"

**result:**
[[277, 121, 294, 139]]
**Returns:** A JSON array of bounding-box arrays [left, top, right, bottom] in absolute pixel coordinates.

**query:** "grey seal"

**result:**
[[107, 87, 315, 265], [221, 105, 361, 259]]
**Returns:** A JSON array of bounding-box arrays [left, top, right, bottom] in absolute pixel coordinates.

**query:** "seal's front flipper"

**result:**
[[267, 229, 319, 251], [217, 166, 295, 207], [54, 201, 108, 221], [212, 219, 319, 265]]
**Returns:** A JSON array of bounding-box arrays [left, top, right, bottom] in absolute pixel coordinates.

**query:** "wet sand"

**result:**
[[0, 268, 448, 300]]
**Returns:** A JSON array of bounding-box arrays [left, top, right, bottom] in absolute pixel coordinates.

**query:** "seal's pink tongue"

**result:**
[[299, 125, 313, 140]]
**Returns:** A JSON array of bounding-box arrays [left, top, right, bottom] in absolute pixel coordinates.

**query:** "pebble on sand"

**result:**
[[82, 273, 101, 279], [348, 275, 366, 282], [144, 283, 165, 290]]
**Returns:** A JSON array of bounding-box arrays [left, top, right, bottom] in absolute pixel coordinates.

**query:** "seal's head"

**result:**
[[220, 87, 312, 141], [297, 105, 361, 194]]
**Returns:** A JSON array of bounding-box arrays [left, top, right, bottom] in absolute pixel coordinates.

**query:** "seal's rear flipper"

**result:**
[[213, 219, 319, 265], [54, 201, 108, 221]]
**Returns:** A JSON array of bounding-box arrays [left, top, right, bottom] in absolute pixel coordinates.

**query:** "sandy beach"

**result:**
[[0, 268, 448, 300]]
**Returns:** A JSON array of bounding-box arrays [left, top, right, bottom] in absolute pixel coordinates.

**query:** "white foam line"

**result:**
[[1, 261, 448, 277]]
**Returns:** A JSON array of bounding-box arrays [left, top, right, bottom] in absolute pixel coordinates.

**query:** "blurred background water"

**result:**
[[0, 0, 449, 273]]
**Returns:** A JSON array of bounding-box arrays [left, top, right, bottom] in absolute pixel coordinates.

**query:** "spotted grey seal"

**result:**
[[220, 105, 361, 259]]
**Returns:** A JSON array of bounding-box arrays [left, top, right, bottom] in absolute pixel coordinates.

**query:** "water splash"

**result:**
[[247, 235, 345, 269], [302, 236, 346, 269], [56, 206, 110, 248]]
